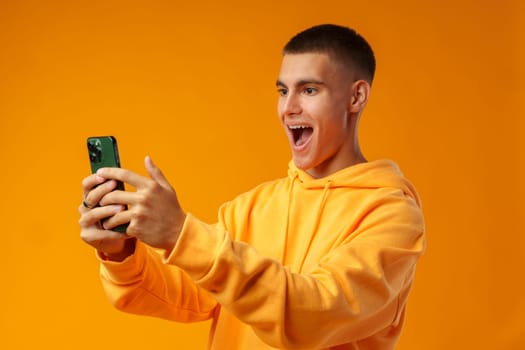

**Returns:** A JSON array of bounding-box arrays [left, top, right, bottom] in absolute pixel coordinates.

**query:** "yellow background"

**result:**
[[0, 0, 523, 349]]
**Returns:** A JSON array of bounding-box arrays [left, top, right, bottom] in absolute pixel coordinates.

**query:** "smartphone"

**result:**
[[86, 136, 128, 233]]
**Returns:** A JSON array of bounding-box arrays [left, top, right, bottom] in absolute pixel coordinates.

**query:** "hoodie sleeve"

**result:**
[[165, 190, 426, 349], [98, 240, 218, 323]]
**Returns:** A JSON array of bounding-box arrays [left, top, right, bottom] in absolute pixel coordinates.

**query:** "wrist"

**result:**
[[100, 238, 137, 262], [166, 212, 187, 252]]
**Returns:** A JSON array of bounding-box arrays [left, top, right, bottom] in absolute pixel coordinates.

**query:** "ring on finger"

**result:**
[[82, 199, 95, 209]]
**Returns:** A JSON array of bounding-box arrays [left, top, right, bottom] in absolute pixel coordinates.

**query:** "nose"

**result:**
[[279, 92, 301, 117]]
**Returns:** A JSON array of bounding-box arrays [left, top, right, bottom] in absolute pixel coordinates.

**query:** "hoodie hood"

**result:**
[[287, 159, 422, 207]]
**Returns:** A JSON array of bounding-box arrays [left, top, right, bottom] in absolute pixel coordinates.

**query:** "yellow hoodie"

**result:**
[[99, 159, 426, 349]]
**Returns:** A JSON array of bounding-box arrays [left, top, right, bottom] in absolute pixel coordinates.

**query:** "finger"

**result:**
[[98, 190, 136, 207], [82, 173, 107, 196], [79, 205, 124, 228], [83, 180, 118, 209], [145, 156, 171, 189], [80, 226, 128, 243], [102, 209, 132, 231], [96, 167, 150, 188]]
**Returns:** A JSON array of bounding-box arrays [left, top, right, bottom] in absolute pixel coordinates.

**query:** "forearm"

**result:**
[[99, 240, 217, 323]]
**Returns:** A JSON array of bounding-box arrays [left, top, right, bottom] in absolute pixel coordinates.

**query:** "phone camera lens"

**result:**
[[88, 140, 103, 163]]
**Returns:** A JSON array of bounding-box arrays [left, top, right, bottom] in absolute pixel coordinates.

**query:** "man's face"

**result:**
[[277, 53, 357, 178]]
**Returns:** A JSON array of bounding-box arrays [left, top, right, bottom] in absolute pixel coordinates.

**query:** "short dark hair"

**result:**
[[283, 24, 376, 84]]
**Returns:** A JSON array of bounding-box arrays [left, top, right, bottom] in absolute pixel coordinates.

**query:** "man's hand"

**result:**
[[79, 174, 133, 261], [95, 156, 186, 253]]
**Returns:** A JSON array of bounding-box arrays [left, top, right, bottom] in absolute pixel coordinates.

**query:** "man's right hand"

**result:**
[[78, 173, 135, 261]]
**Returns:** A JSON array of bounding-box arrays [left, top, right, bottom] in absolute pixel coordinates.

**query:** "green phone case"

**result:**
[[88, 136, 122, 173], [87, 136, 128, 233]]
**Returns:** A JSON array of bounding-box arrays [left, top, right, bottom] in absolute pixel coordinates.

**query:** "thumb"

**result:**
[[144, 155, 171, 188]]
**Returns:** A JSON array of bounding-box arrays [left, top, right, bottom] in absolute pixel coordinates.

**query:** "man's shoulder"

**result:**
[[222, 175, 288, 208], [242, 176, 288, 198]]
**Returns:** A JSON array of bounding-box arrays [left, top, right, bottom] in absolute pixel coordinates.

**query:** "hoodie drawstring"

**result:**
[[296, 180, 332, 271], [280, 172, 298, 264]]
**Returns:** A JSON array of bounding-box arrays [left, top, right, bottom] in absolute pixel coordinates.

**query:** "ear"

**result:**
[[348, 80, 371, 113]]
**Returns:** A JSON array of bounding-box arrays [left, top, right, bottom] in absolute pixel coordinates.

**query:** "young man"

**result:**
[[79, 24, 425, 349]]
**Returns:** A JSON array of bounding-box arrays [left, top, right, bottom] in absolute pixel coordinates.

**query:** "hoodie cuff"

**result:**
[[163, 213, 225, 282], [97, 241, 147, 284]]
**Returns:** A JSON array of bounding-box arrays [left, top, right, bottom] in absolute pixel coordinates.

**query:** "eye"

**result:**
[[277, 88, 288, 97], [304, 87, 317, 95]]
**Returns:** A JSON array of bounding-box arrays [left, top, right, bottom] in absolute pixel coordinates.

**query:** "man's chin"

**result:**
[[292, 157, 314, 171]]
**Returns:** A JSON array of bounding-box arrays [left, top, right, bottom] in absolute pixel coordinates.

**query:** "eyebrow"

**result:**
[[276, 79, 326, 88]]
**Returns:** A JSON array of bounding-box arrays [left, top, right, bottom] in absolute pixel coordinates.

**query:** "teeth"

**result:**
[[288, 125, 310, 129]]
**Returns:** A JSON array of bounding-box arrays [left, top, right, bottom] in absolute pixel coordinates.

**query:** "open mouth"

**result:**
[[289, 125, 313, 147]]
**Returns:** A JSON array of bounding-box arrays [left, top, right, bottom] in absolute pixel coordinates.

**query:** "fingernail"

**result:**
[[112, 205, 123, 213]]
